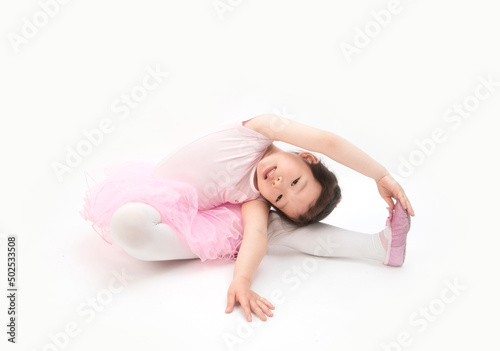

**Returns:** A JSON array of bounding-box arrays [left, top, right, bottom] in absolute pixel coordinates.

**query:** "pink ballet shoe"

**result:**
[[384, 200, 411, 267]]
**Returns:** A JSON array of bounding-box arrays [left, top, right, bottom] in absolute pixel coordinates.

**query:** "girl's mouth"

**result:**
[[263, 167, 276, 181]]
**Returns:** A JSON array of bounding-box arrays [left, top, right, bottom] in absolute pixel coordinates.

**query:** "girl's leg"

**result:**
[[110, 202, 199, 261], [109, 203, 403, 264], [266, 211, 389, 262]]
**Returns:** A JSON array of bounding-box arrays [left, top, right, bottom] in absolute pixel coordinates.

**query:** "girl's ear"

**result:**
[[299, 152, 319, 164]]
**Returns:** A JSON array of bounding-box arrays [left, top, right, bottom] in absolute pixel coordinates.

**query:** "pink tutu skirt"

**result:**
[[80, 161, 243, 262]]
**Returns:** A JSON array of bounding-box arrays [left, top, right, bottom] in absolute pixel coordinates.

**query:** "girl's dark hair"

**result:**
[[266, 152, 341, 227]]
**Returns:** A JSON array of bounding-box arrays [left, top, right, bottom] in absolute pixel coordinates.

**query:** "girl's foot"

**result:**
[[379, 200, 411, 267]]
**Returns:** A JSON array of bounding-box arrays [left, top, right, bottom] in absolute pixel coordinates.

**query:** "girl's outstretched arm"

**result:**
[[225, 199, 275, 322], [244, 114, 415, 216]]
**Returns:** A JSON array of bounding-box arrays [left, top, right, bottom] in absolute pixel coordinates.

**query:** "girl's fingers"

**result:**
[[230, 293, 275, 322], [240, 300, 253, 322], [249, 300, 267, 321], [225, 292, 235, 313], [400, 196, 415, 216], [260, 297, 275, 310], [405, 198, 415, 216], [257, 299, 274, 317], [384, 196, 394, 210]]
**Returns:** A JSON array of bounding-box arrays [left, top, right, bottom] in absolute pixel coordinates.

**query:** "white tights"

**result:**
[[109, 202, 387, 263]]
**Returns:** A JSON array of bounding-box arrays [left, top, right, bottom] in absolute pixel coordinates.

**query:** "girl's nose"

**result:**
[[272, 175, 282, 187]]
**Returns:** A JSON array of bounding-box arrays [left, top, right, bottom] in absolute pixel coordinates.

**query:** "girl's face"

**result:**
[[255, 150, 322, 220]]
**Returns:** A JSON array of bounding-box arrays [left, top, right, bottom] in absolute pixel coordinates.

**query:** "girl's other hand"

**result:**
[[225, 277, 275, 322], [376, 174, 415, 216]]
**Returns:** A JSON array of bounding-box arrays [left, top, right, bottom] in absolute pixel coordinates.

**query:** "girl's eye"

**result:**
[[276, 178, 299, 202]]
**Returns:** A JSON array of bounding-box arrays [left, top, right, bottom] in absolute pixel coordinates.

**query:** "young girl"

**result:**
[[80, 113, 414, 323]]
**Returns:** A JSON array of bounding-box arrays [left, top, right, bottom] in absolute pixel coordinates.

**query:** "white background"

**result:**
[[1, 0, 499, 350]]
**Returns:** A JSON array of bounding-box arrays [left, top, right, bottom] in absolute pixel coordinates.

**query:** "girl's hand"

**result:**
[[376, 174, 415, 216], [225, 277, 275, 322]]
